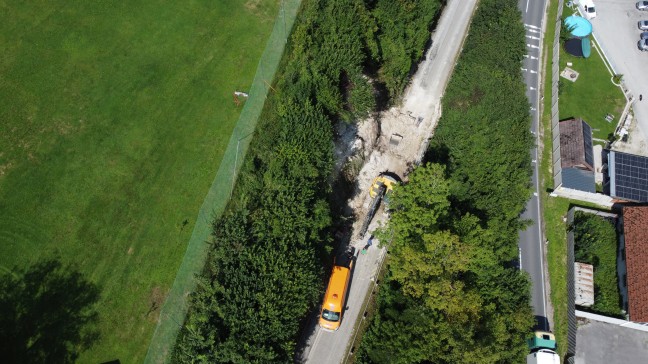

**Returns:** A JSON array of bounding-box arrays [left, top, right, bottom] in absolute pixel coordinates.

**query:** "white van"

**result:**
[[576, 0, 597, 19]]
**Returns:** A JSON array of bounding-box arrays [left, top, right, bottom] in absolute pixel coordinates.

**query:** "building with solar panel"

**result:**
[[554, 118, 595, 193], [604, 150, 648, 202]]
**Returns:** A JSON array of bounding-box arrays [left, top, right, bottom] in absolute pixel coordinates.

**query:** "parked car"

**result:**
[[638, 39, 648, 51], [576, 0, 597, 19], [641, 32, 648, 40], [638, 1, 648, 10], [639, 20, 648, 30]]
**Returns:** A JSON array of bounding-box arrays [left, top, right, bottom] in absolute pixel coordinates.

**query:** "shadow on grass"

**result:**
[[0, 258, 101, 363]]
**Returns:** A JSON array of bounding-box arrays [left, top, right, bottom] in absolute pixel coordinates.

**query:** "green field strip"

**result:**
[[144, 1, 303, 362]]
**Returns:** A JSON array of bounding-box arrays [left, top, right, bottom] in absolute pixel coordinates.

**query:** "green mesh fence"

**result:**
[[144, 1, 302, 362]]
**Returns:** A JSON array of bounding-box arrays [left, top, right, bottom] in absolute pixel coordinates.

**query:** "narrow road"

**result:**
[[296, 0, 478, 363], [517, 0, 550, 331]]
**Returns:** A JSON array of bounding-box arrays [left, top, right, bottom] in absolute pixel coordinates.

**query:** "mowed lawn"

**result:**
[[0, 1, 278, 362], [559, 39, 625, 140]]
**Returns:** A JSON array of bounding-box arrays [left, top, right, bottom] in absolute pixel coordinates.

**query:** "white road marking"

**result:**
[[527, 44, 540, 49], [529, 86, 536, 91], [526, 0, 530, 12], [526, 35, 540, 40], [521, 67, 528, 72], [530, 70, 537, 74], [533, 192, 538, 196], [530, 18, 547, 320], [525, 23, 540, 29]]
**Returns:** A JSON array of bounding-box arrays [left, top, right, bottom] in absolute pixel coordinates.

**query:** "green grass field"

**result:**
[[0, 1, 278, 362]]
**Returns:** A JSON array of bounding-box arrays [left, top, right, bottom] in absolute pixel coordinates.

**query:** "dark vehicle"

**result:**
[[639, 38, 648, 51], [639, 20, 648, 30]]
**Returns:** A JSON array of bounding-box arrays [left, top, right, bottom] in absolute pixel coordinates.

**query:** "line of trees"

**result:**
[[356, 0, 536, 362], [172, 1, 442, 362]]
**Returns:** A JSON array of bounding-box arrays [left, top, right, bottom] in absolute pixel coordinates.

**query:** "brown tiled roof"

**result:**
[[623, 206, 648, 322], [560, 118, 594, 170]]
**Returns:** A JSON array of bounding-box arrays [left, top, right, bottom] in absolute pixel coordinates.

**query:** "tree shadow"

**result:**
[[0, 258, 101, 363]]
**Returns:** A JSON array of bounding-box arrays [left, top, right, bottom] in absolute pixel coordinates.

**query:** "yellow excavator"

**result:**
[[369, 174, 399, 199], [360, 173, 400, 237]]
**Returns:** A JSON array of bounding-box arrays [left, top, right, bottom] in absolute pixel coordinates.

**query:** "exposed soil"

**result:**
[[333, 86, 444, 247], [146, 286, 166, 321]]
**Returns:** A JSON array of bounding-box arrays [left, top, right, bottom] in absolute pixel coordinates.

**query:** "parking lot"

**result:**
[[587, 1, 648, 145]]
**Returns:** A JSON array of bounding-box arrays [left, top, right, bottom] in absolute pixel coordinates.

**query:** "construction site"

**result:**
[[297, 0, 479, 362]]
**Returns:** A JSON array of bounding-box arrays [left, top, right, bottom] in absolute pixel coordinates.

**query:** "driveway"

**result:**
[[588, 0, 648, 145]]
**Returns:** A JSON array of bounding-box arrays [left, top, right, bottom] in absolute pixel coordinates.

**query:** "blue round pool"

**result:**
[[565, 15, 593, 38]]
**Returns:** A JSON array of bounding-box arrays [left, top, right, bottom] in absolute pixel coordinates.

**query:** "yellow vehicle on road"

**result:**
[[319, 250, 355, 331]]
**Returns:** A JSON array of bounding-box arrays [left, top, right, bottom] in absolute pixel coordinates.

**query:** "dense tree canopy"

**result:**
[[358, 165, 533, 364], [370, 0, 442, 97], [431, 0, 532, 262], [173, 0, 442, 362]]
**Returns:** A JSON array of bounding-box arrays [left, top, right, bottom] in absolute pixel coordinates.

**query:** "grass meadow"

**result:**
[[559, 48, 625, 140], [0, 1, 278, 362]]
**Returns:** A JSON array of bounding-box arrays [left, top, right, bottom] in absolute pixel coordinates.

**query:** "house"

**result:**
[[620, 206, 648, 323], [555, 118, 595, 193]]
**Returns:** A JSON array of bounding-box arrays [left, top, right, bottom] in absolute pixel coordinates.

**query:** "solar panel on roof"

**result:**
[[609, 150, 648, 202], [582, 121, 594, 167]]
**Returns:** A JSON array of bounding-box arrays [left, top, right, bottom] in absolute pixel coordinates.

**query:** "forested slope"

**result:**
[[172, 1, 442, 362], [356, 0, 536, 363]]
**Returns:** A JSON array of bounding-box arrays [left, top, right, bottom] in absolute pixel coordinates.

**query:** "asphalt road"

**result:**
[[297, 244, 385, 364], [297, 1, 479, 362], [588, 0, 648, 142], [518, 0, 549, 331]]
